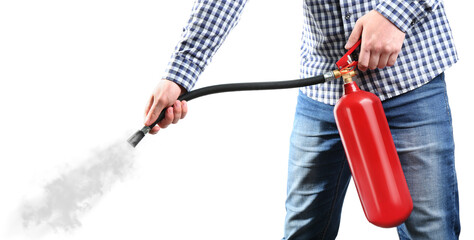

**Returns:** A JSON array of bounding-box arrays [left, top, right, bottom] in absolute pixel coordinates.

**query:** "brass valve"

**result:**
[[333, 69, 357, 84]]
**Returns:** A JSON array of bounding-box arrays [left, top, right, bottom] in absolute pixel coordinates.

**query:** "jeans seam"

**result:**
[[450, 154, 459, 238], [440, 74, 452, 122], [442, 75, 458, 236], [321, 158, 346, 239], [451, 170, 456, 238], [441, 72, 457, 236]]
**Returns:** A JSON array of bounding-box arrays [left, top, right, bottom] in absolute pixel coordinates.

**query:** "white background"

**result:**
[[0, 0, 471, 239]]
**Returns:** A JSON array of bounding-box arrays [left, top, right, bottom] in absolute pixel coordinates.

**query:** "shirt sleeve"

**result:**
[[375, 0, 441, 33], [162, 0, 248, 91]]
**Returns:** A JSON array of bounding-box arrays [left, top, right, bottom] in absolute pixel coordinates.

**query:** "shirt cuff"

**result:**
[[375, 0, 434, 33], [162, 54, 203, 92]]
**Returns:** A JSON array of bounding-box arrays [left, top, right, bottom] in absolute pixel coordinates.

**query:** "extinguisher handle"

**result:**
[[336, 40, 361, 70]]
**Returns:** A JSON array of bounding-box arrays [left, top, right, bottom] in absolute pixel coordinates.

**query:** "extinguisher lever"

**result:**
[[336, 40, 361, 70]]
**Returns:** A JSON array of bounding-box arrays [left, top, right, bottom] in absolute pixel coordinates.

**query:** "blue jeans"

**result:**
[[283, 73, 460, 240]]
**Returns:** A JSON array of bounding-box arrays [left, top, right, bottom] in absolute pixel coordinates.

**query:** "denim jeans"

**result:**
[[283, 73, 460, 240]]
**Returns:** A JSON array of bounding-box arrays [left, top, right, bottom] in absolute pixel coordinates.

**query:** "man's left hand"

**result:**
[[345, 10, 406, 71]]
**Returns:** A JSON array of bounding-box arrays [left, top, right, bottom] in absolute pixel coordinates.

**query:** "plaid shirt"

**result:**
[[163, 0, 457, 105]]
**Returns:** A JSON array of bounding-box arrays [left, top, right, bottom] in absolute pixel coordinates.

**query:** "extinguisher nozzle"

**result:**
[[127, 127, 150, 148], [127, 130, 144, 148]]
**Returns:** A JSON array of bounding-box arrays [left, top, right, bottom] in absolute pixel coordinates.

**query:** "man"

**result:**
[[143, 0, 460, 239]]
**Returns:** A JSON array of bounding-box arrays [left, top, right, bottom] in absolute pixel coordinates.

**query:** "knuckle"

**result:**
[[387, 45, 399, 54], [361, 41, 371, 52], [372, 44, 382, 53], [156, 97, 167, 106], [369, 62, 378, 70], [383, 45, 394, 53], [370, 61, 378, 68], [174, 101, 181, 110], [166, 107, 174, 117], [358, 64, 368, 71]]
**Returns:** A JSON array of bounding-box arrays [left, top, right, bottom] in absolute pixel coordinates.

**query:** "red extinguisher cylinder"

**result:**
[[334, 80, 413, 228]]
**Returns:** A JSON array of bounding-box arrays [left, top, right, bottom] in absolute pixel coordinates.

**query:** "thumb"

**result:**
[[345, 20, 363, 49]]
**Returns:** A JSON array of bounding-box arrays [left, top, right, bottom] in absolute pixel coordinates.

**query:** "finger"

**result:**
[[158, 107, 174, 129], [181, 101, 188, 119], [172, 100, 181, 124], [387, 52, 399, 67], [377, 52, 390, 69], [358, 44, 370, 71], [149, 125, 161, 135], [368, 50, 380, 70], [345, 20, 363, 49]]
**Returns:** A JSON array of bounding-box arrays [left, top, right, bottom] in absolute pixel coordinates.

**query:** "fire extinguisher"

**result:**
[[128, 40, 413, 228], [334, 40, 413, 227]]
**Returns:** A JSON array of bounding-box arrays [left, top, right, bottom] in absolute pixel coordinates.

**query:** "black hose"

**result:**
[[127, 73, 329, 147]]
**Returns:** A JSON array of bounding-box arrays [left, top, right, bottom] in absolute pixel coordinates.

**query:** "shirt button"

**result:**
[[345, 13, 351, 20]]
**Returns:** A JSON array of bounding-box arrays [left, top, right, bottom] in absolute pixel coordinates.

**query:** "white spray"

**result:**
[[19, 139, 136, 232]]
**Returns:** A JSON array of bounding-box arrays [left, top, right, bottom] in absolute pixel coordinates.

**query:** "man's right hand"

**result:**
[[144, 80, 188, 135]]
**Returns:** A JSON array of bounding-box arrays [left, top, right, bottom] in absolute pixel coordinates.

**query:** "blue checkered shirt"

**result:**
[[163, 0, 457, 105]]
